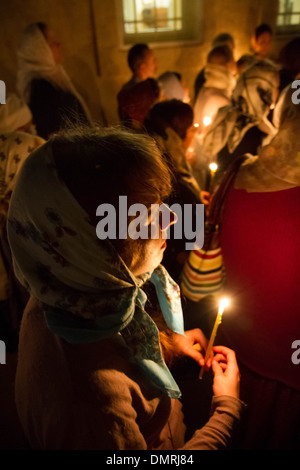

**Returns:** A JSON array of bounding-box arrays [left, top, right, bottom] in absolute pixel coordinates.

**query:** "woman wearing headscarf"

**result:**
[[17, 23, 92, 139], [0, 93, 45, 349], [7, 126, 243, 450], [158, 71, 190, 103], [216, 88, 300, 449], [198, 60, 278, 186]]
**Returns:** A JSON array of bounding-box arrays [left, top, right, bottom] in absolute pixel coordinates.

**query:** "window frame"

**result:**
[[116, 0, 204, 48], [276, 0, 300, 36]]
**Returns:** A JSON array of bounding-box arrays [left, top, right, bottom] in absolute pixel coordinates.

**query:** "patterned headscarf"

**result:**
[[0, 94, 32, 134], [0, 132, 45, 218], [7, 140, 185, 398], [202, 60, 278, 160]]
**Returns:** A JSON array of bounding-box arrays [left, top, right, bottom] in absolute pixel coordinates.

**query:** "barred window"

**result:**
[[120, 0, 203, 45], [277, 0, 300, 33]]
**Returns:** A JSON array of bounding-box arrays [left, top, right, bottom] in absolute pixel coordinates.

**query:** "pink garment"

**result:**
[[220, 186, 300, 392]]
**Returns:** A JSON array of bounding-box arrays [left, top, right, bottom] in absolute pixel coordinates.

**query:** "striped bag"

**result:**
[[181, 155, 248, 302], [181, 246, 224, 302]]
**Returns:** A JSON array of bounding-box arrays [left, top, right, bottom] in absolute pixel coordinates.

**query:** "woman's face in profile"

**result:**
[[129, 205, 177, 277]]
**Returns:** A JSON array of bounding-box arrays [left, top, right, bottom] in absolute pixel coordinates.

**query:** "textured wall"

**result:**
[[0, 0, 289, 126]]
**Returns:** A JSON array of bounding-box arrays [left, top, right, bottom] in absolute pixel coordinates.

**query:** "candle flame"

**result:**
[[209, 163, 218, 172], [203, 116, 212, 127], [219, 297, 230, 315], [194, 122, 199, 128]]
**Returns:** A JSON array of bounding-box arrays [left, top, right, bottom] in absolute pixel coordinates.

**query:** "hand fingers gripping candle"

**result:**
[[199, 297, 230, 379]]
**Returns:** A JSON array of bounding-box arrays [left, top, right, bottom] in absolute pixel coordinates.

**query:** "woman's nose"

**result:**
[[159, 203, 178, 232]]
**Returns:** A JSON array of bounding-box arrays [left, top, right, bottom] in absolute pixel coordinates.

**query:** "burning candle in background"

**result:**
[[199, 297, 230, 379], [209, 162, 218, 176], [208, 162, 218, 192], [203, 116, 212, 127]]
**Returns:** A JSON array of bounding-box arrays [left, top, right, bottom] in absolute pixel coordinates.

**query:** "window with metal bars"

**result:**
[[277, 0, 300, 33], [120, 0, 203, 45]]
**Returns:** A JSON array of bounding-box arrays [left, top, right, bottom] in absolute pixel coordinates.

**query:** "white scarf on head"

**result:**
[[202, 60, 278, 160], [17, 24, 92, 123]]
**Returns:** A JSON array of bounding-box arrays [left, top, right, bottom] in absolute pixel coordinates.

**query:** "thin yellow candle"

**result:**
[[199, 298, 230, 379]]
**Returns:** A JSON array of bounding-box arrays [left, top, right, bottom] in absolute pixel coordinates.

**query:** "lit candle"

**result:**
[[199, 298, 230, 379], [203, 116, 212, 127], [209, 162, 218, 176], [208, 162, 218, 193], [193, 122, 200, 129]]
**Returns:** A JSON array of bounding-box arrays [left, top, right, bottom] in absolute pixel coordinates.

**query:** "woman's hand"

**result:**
[[212, 346, 240, 399], [172, 329, 208, 367]]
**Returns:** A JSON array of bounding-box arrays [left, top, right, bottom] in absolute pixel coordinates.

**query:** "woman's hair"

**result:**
[[51, 125, 173, 266], [144, 99, 193, 141]]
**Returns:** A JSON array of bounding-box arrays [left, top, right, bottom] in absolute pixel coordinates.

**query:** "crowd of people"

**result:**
[[0, 20, 300, 450]]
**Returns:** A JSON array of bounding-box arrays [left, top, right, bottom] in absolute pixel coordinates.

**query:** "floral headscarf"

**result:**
[[0, 132, 45, 218], [7, 141, 185, 398]]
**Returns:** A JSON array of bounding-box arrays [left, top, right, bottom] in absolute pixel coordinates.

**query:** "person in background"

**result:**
[[217, 88, 300, 449], [117, 77, 160, 129], [8, 126, 243, 450], [194, 33, 235, 103], [192, 45, 237, 189], [120, 43, 158, 91], [236, 54, 256, 76], [117, 43, 159, 128], [0, 93, 45, 350], [17, 22, 92, 139], [199, 60, 279, 185], [193, 45, 236, 136], [158, 71, 190, 103], [250, 23, 273, 60]]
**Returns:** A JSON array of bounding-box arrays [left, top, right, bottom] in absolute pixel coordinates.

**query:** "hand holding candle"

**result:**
[[199, 298, 230, 379]]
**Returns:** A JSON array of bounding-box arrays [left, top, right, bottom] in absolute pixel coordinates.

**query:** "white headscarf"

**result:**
[[17, 23, 92, 122], [158, 71, 188, 102], [202, 60, 278, 160]]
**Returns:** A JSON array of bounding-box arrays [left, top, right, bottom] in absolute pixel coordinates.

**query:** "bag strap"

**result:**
[[203, 155, 249, 250]]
